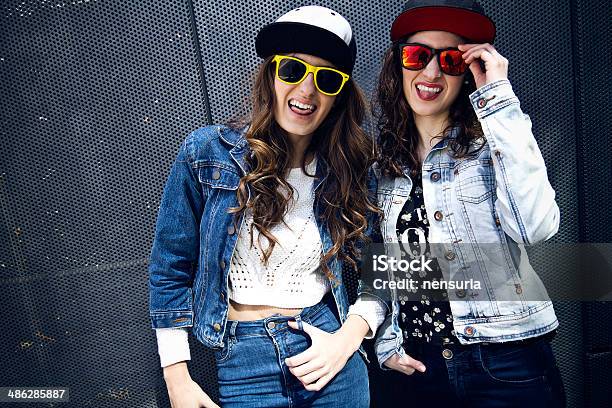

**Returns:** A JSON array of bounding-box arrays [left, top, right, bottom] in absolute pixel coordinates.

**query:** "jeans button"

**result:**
[[267, 321, 276, 329], [430, 172, 441, 182], [442, 349, 454, 359], [434, 211, 444, 221]]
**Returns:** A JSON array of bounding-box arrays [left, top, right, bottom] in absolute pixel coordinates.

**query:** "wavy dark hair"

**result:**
[[374, 42, 485, 177], [229, 56, 379, 283]]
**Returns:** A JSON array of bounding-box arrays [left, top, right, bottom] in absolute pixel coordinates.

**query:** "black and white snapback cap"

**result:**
[[255, 5, 357, 74]]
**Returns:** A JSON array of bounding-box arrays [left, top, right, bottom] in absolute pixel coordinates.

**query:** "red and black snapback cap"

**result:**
[[391, 0, 496, 43]]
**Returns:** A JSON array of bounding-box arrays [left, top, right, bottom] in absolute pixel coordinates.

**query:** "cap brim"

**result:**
[[256, 22, 355, 73], [391, 6, 496, 43]]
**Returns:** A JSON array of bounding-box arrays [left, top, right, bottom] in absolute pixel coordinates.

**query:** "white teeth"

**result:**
[[289, 100, 315, 111], [416, 84, 442, 93]]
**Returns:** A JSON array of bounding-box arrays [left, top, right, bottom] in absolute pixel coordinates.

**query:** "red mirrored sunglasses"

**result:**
[[399, 42, 468, 76]]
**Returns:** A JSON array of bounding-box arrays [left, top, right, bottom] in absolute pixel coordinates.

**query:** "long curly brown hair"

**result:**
[[229, 56, 378, 282], [374, 42, 485, 177]]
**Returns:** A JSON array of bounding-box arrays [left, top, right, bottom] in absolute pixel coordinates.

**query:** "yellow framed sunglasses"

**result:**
[[272, 55, 350, 96]]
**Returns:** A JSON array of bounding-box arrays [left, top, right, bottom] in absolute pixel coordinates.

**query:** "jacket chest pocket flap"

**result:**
[[455, 159, 495, 204], [196, 162, 241, 190]]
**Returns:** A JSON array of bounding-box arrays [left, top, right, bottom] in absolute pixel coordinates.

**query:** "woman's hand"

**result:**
[[285, 315, 368, 391], [458, 43, 509, 89], [164, 362, 219, 408], [382, 352, 426, 376]]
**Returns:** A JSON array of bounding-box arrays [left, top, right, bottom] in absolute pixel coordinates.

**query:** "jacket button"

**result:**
[[464, 326, 475, 336], [212, 170, 221, 180], [515, 284, 523, 294], [444, 250, 456, 261], [220, 260, 226, 270], [213, 323, 221, 332], [267, 321, 276, 329], [434, 211, 444, 221], [495, 217, 501, 226], [442, 349, 454, 360], [430, 172, 441, 182], [477, 98, 487, 108], [227, 225, 236, 235], [455, 289, 466, 298]]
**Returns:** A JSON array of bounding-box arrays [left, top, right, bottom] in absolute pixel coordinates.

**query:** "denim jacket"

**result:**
[[148, 124, 379, 353], [373, 79, 560, 368]]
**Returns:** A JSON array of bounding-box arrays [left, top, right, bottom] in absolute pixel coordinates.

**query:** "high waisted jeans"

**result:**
[[214, 295, 370, 407]]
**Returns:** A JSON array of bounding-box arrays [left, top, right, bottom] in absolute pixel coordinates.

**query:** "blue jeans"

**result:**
[[369, 336, 566, 407], [215, 296, 370, 407]]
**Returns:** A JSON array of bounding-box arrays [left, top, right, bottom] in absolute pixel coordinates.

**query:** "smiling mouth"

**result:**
[[288, 99, 317, 116], [415, 83, 443, 101]]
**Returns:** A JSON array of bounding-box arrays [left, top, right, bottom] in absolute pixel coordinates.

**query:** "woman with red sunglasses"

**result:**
[[372, 0, 566, 406], [149, 5, 385, 408]]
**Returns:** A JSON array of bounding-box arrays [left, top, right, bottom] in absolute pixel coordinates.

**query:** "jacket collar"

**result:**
[[218, 125, 248, 150]]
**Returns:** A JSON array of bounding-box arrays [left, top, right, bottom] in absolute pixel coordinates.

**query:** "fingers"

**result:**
[[383, 352, 426, 376], [288, 358, 325, 377], [285, 347, 317, 367], [304, 371, 334, 392], [287, 354, 332, 388], [461, 44, 507, 65], [398, 365, 416, 375], [196, 383, 219, 408], [298, 367, 328, 386], [287, 320, 317, 336], [399, 355, 426, 373]]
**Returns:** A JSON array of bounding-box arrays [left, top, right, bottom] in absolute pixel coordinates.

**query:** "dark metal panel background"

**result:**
[[570, 0, 612, 406], [1, 0, 213, 406], [0, 0, 609, 407]]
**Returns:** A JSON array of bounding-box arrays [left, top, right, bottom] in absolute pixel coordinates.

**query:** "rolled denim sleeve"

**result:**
[[373, 308, 406, 370], [470, 79, 560, 245], [148, 133, 204, 329]]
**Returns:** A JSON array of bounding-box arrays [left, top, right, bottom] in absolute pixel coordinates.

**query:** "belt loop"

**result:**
[[229, 320, 238, 338], [294, 314, 304, 331]]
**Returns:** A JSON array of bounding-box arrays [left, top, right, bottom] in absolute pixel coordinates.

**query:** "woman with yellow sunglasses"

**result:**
[[148, 5, 385, 407]]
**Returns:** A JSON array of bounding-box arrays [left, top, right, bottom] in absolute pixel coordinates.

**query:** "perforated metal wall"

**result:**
[[1, 0, 609, 407]]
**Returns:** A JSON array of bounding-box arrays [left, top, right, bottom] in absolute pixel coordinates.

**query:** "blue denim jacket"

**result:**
[[148, 124, 378, 352], [374, 80, 560, 368]]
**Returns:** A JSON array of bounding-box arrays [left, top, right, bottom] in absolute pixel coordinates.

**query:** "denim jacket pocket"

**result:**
[[456, 174, 494, 204], [196, 161, 241, 190]]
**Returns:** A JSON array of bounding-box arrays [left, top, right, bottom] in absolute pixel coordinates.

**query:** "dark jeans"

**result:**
[[215, 297, 369, 407], [368, 336, 566, 407]]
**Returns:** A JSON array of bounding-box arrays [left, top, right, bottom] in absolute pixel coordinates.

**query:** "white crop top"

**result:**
[[227, 157, 329, 308]]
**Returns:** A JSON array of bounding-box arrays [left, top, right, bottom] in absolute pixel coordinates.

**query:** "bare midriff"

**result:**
[[228, 299, 303, 321]]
